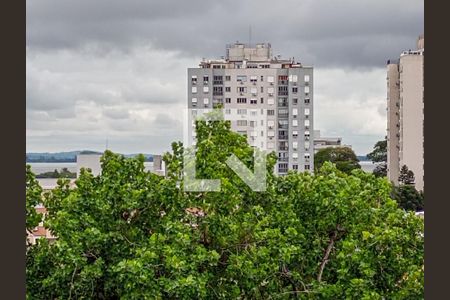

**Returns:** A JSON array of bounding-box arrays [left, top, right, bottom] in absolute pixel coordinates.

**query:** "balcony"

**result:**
[[278, 135, 288, 140], [278, 80, 288, 85], [213, 91, 223, 96], [278, 91, 289, 96], [213, 80, 223, 85]]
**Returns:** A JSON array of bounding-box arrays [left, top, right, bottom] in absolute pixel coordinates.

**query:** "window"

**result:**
[[237, 75, 247, 82], [250, 98, 257, 104], [267, 141, 275, 149], [278, 163, 288, 173], [292, 119, 298, 127], [225, 75, 231, 81], [192, 109, 197, 116], [192, 97, 198, 104], [292, 141, 298, 149], [305, 108, 310, 115], [305, 165, 310, 170], [278, 86, 288, 95], [268, 98, 274, 105], [304, 98, 310, 104], [260, 97, 264, 104], [292, 153, 298, 159], [304, 75, 310, 82], [304, 119, 310, 127], [251, 87, 257, 95], [225, 87, 231, 92], [237, 120, 247, 126], [203, 86, 209, 93], [292, 75, 298, 82], [191, 75, 197, 84], [267, 131, 275, 137], [213, 86, 223, 95], [203, 75, 209, 83], [293, 164, 298, 170], [250, 75, 258, 83], [237, 97, 247, 104], [267, 120, 275, 128], [305, 86, 310, 94], [249, 120, 256, 127], [192, 86, 197, 93], [203, 98, 209, 105], [237, 87, 247, 93], [250, 110, 257, 116], [225, 98, 231, 103], [292, 108, 298, 116], [267, 76, 274, 83], [267, 109, 275, 116], [225, 108, 231, 114], [260, 75, 264, 81], [292, 87, 298, 93], [267, 87, 274, 95], [237, 130, 247, 136], [213, 75, 223, 85], [292, 130, 298, 138], [237, 109, 247, 115], [293, 98, 298, 105]]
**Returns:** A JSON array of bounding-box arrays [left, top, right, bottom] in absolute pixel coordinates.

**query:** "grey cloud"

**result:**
[[27, 0, 423, 68]]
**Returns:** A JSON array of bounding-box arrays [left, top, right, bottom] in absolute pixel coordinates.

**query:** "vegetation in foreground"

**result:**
[[26, 117, 424, 299]]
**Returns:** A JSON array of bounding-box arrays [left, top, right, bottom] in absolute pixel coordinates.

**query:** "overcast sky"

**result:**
[[26, 0, 423, 155]]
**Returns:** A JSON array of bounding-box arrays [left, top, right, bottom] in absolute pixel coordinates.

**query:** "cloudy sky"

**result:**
[[26, 0, 423, 155]]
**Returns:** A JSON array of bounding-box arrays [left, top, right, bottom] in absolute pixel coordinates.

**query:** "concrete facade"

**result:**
[[386, 35, 424, 190], [187, 43, 314, 175]]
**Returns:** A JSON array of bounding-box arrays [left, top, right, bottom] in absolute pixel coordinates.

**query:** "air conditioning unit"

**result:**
[[270, 82, 274, 85]]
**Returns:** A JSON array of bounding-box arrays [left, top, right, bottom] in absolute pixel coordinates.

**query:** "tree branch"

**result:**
[[317, 225, 345, 282]]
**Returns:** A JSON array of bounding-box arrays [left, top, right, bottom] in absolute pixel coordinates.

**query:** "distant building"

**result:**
[[313, 130, 351, 153], [187, 42, 314, 174], [386, 35, 424, 191]]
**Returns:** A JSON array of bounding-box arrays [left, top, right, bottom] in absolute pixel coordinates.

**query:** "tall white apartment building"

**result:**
[[187, 42, 314, 175], [386, 35, 424, 190]]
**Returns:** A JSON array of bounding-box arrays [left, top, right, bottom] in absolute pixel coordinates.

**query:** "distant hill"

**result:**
[[26, 151, 154, 163]]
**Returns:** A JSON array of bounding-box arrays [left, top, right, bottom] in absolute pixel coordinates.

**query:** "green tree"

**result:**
[[314, 146, 361, 174], [398, 165, 415, 185], [26, 165, 42, 234], [367, 139, 387, 177], [391, 185, 424, 212], [26, 117, 423, 299]]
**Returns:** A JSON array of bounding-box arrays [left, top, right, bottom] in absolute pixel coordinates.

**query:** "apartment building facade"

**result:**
[[386, 35, 424, 190], [187, 43, 314, 175]]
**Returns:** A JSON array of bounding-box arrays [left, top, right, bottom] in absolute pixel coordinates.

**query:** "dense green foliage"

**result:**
[[26, 118, 423, 299], [26, 165, 43, 233], [391, 185, 424, 212], [36, 167, 77, 179], [367, 140, 387, 178], [314, 147, 361, 174]]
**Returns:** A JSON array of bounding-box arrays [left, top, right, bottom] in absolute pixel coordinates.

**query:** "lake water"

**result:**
[[28, 162, 154, 174], [29, 161, 377, 175]]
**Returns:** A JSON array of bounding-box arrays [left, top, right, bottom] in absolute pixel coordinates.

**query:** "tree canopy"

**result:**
[[367, 140, 387, 178], [314, 147, 361, 174], [26, 118, 423, 299]]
